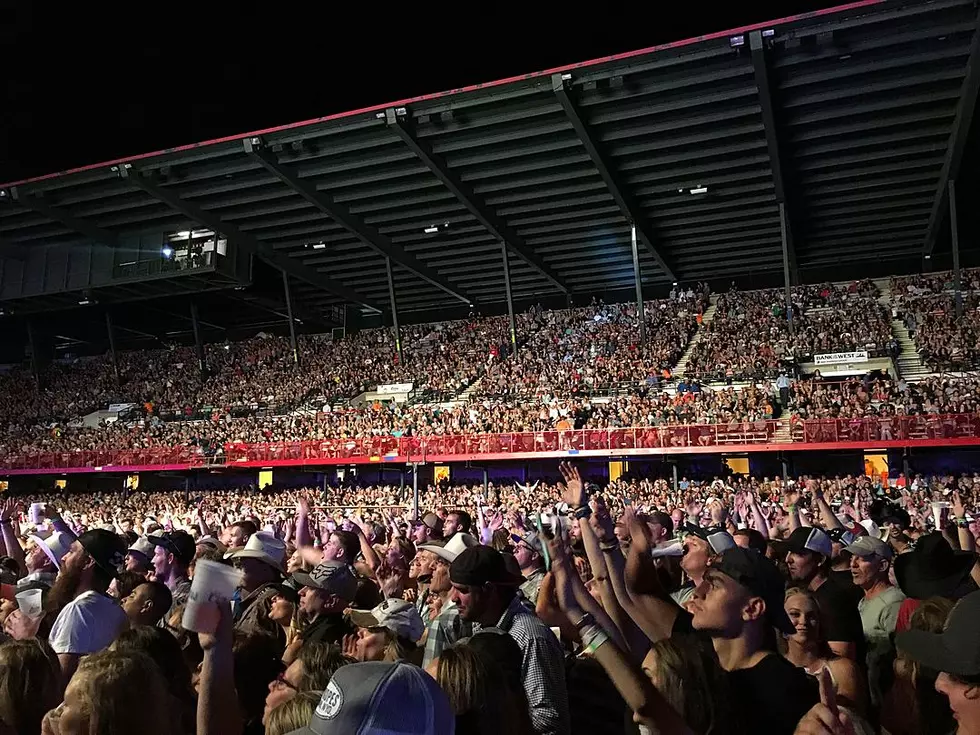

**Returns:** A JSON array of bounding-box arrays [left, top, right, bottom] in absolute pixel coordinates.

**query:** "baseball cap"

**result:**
[[418, 513, 443, 533], [147, 531, 196, 566], [897, 590, 980, 677], [710, 547, 794, 635], [682, 523, 736, 555], [287, 661, 455, 735], [510, 531, 544, 555], [826, 527, 857, 546], [77, 529, 127, 577], [127, 536, 155, 561], [845, 536, 893, 560], [349, 598, 425, 642], [449, 545, 524, 587], [785, 527, 832, 558], [292, 562, 358, 602]]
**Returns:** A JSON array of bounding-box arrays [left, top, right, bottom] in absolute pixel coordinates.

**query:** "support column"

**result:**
[[412, 462, 420, 521], [282, 270, 299, 365], [26, 319, 41, 389], [385, 258, 403, 364], [781, 456, 789, 482], [189, 300, 205, 376], [501, 241, 517, 354], [779, 202, 794, 335], [949, 180, 963, 318], [105, 310, 120, 385], [671, 462, 679, 494], [631, 224, 647, 346]]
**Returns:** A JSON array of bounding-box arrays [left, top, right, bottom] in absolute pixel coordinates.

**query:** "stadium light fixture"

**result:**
[[730, 35, 745, 48], [690, 186, 709, 195], [161, 246, 174, 259], [312, 242, 327, 250], [424, 225, 439, 234]]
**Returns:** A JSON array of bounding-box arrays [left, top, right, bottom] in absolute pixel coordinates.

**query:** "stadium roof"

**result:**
[[2, 0, 980, 336]]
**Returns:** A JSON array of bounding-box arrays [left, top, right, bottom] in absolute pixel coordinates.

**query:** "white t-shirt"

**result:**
[[49, 590, 128, 656]]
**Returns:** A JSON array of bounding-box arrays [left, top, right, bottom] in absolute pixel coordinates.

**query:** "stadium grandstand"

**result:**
[[4, 4, 980, 735]]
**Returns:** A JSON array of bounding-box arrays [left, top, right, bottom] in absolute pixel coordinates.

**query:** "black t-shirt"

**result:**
[[728, 654, 818, 735], [829, 569, 865, 607], [671, 612, 818, 734], [812, 576, 864, 646]]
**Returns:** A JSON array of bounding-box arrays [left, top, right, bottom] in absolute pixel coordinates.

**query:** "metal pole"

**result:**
[[104, 310, 120, 385], [631, 223, 646, 346], [501, 241, 517, 354], [949, 180, 963, 319], [779, 202, 794, 336], [412, 463, 420, 521], [781, 456, 789, 482], [189, 300, 205, 375], [671, 462, 679, 494], [483, 467, 489, 499], [26, 319, 41, 389], [282, 270, 299, 365], [385, 258, 403, 364]]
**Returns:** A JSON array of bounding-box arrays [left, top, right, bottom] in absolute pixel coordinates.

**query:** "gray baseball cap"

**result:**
[[287, 661, 455, 735], [292, 562, 358, 602]]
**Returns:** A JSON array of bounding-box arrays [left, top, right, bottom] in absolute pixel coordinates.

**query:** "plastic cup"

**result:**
[[181, 560, 243, 634], [28, 503, 43, 525], [16, 588, 43, 619]]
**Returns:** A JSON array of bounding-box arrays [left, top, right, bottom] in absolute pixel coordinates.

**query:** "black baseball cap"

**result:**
[[77, 529, 128, 578], [709, 547, 794, 635], [449, 545, 524, 587], [897, 590, 980, 677], [147, 531, 196, 566]]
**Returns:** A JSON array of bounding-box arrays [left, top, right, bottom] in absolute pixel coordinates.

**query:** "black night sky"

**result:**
[[1, 1, 839, 185]]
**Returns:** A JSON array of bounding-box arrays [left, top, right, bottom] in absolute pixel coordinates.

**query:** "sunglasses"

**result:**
[[273, 672, 298, 692]]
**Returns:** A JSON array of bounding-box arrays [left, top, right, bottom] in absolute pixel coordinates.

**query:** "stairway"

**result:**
[[773, 417, 793, 444], [892, 319, 931, 381], [674, 296, 718, 377]]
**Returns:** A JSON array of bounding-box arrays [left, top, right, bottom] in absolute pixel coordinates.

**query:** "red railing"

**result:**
[[2, 414, 980, 473], [794, 413, 980, 443]]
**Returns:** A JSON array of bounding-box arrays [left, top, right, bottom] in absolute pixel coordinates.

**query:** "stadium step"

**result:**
[[773, 418, 793, 443], [674, 299, 717, 377], [890, 318, 931, 380]]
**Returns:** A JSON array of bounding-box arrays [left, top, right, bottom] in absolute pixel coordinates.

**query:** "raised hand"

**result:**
[[792, 666, 856, 735], [558, 461, 587, 508], [0, 499, 19, 523], [952, 490, 967, 520]]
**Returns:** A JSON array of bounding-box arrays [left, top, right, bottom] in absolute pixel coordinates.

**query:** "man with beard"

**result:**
[[227, 532, 287, 643], [47, 529, 128, 680], [147, 530, 195, 628]]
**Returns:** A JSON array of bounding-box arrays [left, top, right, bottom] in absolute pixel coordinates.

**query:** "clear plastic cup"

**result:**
[[181, 560, 243, 634], [28, 503, 43, 525]]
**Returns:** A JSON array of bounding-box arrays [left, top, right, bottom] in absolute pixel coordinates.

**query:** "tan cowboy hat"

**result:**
[[225, 531, 286, 571]]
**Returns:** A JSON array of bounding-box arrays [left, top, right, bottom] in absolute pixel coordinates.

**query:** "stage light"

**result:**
[[162, 246, 174, 259]]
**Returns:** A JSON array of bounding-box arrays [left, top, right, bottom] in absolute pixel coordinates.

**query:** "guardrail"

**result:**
[[2, 414, 979, 473]]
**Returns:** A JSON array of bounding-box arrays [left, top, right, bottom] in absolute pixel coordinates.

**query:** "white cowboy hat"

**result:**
[[28, 531, 72, 570], [225, 531, 286, 571], [418, 532, 479, 563]]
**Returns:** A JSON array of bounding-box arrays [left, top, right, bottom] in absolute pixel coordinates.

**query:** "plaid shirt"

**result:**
[[479, 596, 571, 735], [422, 599, 472, 669]]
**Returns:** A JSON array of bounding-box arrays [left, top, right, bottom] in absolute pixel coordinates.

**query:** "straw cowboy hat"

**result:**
[[225, 531, 286, 571]]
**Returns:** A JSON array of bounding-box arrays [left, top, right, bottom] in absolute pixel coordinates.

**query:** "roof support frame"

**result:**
[[9, 187, 119, 247], [750, 30, 799, 284], [242, 138, 477, 306], [551, 74, 678, 283], [924, 7, 980, 256], [384, 108, 570, 295], [115, 166, 383, 313]]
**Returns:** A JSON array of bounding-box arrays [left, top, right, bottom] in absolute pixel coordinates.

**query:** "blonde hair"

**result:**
[[0, 639, 61, 735], [70, 650, 175, 735], [266, 690, 321, 735]]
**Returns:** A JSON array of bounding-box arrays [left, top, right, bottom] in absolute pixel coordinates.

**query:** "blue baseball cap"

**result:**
[[289, 661, 454, 735]]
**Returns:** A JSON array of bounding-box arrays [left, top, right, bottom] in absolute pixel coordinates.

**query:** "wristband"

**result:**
[[599, 541, 619, 553], [956, 518, 970, 528], [571, 612, 595, 630], [573, 505, 592, 520]]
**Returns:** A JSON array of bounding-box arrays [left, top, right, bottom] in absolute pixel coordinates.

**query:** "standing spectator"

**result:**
[[450, 545, 570, 735], [121, 581, 173, 627], [148, 530, 195, 626], [785, 527, 864, 660], [228, 532, 287, 641], [511, 531, 547, 605], [419, 533, 477, 668], [292, 562, 358, 648], [48, 530, 128, 680], [847, 536, 906, 709]]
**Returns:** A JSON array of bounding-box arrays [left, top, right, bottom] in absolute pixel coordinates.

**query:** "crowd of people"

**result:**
[[1, 465, 979, 733], [684, 281, 895, 382], [891, 268, 980, 372]]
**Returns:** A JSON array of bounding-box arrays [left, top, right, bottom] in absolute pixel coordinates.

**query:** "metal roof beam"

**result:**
[[750, 30, 799, 284], [115, 166, 383, 313], [9, 187, 119, 246], [551, 74, 678, 283], [384, 108, 570, 295], [242, 138, 476, 307], [924, 9, 980, 256]]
